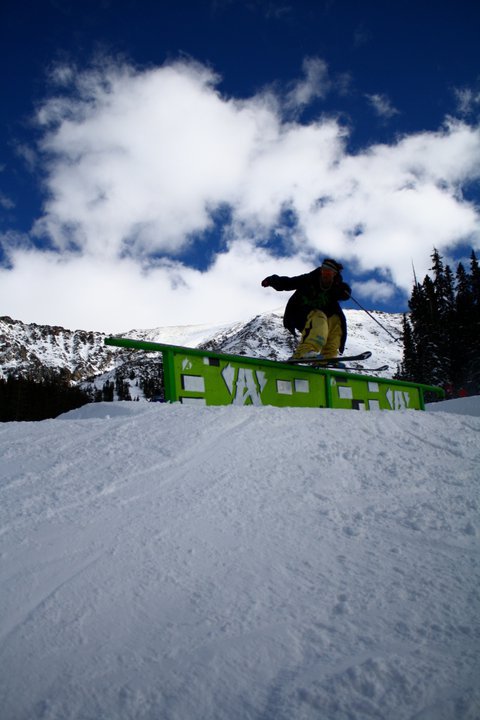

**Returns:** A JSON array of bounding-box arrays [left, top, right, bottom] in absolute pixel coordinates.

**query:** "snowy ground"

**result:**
[[1, 398, 479, 720]]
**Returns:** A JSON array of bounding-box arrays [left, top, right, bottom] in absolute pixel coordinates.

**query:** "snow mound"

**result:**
[[1, 404, 479, 719], [426, 394, 480, 417], [58, 400, 153, 420]]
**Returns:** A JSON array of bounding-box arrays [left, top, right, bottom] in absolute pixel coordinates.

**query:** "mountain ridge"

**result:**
[[0, 309, 404, 400]]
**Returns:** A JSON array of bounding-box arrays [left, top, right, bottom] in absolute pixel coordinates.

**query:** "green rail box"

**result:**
[[104, 338, 444, 410]]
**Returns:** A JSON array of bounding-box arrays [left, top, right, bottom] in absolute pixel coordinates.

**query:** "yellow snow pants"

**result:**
[[294, 310, 342, 359]]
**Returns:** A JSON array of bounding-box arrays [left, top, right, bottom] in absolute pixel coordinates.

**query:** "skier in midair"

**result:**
[[261, 259, 351, 361]]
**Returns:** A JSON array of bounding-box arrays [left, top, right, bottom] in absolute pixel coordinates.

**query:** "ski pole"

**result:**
[[350, 295, 403, 343]]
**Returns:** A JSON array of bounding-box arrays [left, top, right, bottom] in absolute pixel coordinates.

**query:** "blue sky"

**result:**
[[1, 0, 480, 332]]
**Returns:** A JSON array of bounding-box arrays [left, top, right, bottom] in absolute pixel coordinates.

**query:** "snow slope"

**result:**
[[1, 400, 479, 720]]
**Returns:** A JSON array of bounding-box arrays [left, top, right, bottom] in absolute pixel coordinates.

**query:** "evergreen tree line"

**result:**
[[0, 372, 91, 422], [1, 363, 165, 422], [87, 365, 164, 403], [397, 248, 480, 396]]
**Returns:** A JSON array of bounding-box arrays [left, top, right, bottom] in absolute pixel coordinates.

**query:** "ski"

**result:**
[[331, 364, 389, 372], [287, 351, 372, 365]]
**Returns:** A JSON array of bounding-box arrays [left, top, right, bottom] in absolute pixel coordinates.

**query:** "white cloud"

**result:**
[[352, 278, 396, 302], [15, 143, 38, 172], [365, 92, 399, 119], [0, 241, 309, 331], [0, 164, 15, 210], [33, 60, 267, 258], [1, 57, 480, 332], [454, 86, 480, 116], [285, 57, 331, 110], [0, 192, 15, 210]]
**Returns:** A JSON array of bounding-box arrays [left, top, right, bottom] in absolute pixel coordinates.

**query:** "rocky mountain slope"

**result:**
[[0, 316, 116, 382], [0, 309, 404, 400]]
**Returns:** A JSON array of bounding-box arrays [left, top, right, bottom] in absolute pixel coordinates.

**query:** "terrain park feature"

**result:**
[[104, 338, 444, 411]]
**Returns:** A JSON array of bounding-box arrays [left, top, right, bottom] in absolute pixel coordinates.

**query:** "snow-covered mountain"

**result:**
[[0, 315, 117, 382], [0, 308, 404, 397]]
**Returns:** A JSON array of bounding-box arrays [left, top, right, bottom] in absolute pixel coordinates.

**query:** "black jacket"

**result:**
[[265, 268, 351, 353]]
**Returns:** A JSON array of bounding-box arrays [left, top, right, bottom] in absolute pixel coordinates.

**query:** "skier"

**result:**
[[261, 259, 351, 361]]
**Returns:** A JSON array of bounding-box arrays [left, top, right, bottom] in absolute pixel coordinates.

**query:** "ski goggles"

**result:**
[[321, 265, 338, 276]]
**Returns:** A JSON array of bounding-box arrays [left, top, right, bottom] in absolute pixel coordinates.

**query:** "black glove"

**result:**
[[339, 282, 351, 300], [261, 275, 278, 288]]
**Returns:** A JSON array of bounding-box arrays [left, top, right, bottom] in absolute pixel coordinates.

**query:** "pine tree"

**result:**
[[470, 250, 480, 307], [429, 249, 455, 386], [404, 272, 444, 386], [397, 314, 416, 378], [453, 262, 472, 391], [398, 248, 479, 396], [102, 380, 115, 402], [467, 251, 480, 393], [115, 375, 131, 401]]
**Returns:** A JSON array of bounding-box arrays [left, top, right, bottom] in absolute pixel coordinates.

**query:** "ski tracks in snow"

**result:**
[[0, 403, 479, 719]]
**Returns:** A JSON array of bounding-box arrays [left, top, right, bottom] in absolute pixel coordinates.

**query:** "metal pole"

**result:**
[[350, 296, 403, 344]]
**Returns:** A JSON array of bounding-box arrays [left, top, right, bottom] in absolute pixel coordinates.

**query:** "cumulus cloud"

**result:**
[[1, 56, 480, 331], [32, 60, 266, 258], [352, 278, 396, 302], [0, 240, 309, 331]]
